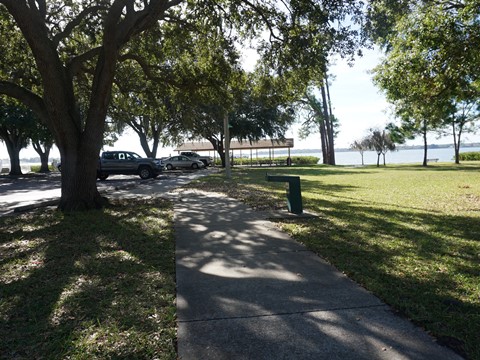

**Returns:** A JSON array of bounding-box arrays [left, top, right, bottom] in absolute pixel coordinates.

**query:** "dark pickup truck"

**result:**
[[97, 151, 163, 180]]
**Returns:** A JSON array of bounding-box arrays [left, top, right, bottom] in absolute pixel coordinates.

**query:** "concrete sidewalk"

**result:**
[[174, 190, 462, 360]]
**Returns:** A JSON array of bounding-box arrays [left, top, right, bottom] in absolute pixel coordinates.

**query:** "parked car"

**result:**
[[56, 151, 163, 180], [161, 155, 205, 170], [97, 151, 163, 180], [180, 151, 213, 166]]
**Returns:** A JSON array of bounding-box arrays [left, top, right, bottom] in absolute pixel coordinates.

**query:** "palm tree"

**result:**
[[350, 138, 370, 165], [367, 129, 396, 167]]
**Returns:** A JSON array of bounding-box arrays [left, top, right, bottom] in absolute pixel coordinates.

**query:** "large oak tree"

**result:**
[[0, 1, 184, 210], [0, 0, 364, 211]]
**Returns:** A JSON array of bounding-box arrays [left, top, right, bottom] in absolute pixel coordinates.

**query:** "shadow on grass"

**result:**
[[236, 162, 480, 177], [174, 190, 467, 359], [0, 198, 176, 359], [278, 196, 479, 359], [186, 167, 479, 359], [251, 165, 376, 177], [374, 163, 480, 172]]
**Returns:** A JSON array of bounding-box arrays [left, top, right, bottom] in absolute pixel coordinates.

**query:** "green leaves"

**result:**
[[371, 1, 480, 146]]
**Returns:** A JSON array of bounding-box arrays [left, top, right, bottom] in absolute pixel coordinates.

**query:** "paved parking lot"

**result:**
[[0, 168, 213, 216]]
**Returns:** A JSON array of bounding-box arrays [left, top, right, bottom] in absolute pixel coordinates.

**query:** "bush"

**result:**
[[214, 156, 320, 166], [30, 164, 56, 172], [287, 156, 320, 165], [459, 152, 480, 161]]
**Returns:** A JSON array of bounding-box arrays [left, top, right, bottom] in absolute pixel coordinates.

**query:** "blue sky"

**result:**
[[1, 47, 476, 161], [1, 47, 390, 160], [288, 47, 391, 149]]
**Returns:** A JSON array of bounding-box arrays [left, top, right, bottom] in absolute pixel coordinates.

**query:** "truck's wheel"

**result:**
[[200, 160, 207, 167], [139, 166, 153, 179]]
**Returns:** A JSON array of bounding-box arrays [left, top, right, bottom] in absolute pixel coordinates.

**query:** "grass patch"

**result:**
[[185, 163, 480, 359], [30, 164, 57, 172], [0, 198, 176, 359]]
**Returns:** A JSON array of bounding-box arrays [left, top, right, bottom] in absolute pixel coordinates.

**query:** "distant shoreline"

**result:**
[[256, 143, 480, 156], [3, 142, 480, 164]]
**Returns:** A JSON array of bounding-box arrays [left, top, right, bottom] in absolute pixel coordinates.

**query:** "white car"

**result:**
[[161, 155, 205, 170]]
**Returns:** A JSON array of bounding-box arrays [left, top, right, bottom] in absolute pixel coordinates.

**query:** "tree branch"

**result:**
[[116, 0, 185, 46], [25, 0, 47, 19], [52, 5, 108, 46], [0, 81, 49, 124], [66, 47, 102, 78], [239, 0, 283, 42], [118, 53, 183, 87]]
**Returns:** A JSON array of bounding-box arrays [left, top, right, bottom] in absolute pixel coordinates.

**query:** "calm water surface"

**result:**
[[314, 147, 480, 166]]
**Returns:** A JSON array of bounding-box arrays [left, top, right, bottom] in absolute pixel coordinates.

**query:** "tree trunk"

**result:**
[[138, 130, 153, 158], [376, 153, 380, 167], [132, 118, 162, 158], [452, 121, 464, 165], [454, 143, 461, 165], [58, 145, 106, 212], [422, 120, 428, 167], [151, 134, 160, 158], [207, 136, 225, 167], [55, 117, 107, 211], [324, 76, 336, 165], [54, 74, 110, 212], [320, 84, 333, 165], [455, 131, 462, 165], [306, 92, 328, 165], [319, 124, 328, 164], [219, 152, 225, 167], [6, 143, 23, 175], [1, 133, 24, 175], [451, 122, 458, 164], [0, 125, 28, 175], [32, 140, 51, 172], [150, 120, 161, 158], [39, 150, 50, 172]]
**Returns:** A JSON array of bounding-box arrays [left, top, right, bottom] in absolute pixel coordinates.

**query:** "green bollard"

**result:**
[[266, 173, 303, 214]]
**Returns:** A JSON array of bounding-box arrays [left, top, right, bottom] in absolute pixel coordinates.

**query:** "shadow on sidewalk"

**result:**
[[175, 191, 462, 360]]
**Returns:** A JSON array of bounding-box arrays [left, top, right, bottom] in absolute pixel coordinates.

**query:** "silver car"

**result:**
[[162, 155, 205, 170]]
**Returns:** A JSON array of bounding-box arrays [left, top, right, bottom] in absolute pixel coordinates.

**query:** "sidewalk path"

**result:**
[[175, 190, 462, 359]]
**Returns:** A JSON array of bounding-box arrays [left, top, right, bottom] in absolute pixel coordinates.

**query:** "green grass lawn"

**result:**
[[0, 198, 176, 359], [187, 163, 480, 359], [1, 164, 479, 359]]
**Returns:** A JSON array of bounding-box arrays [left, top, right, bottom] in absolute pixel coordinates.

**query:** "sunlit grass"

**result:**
[[2, 164, 479, 358], [186, 163, 480, 359], [0, 198, 176, 359]]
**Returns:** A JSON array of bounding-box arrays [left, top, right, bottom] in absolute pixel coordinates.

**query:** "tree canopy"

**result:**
[[0, 0, 366, 210], [370, 0, 480, 165]]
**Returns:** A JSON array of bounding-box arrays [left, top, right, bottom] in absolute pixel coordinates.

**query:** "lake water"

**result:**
[[2, 146, 478, 172], [302, 147, 480, 166]]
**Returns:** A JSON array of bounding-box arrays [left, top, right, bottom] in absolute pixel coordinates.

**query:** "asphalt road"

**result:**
[[0, 168, 213, 216]]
